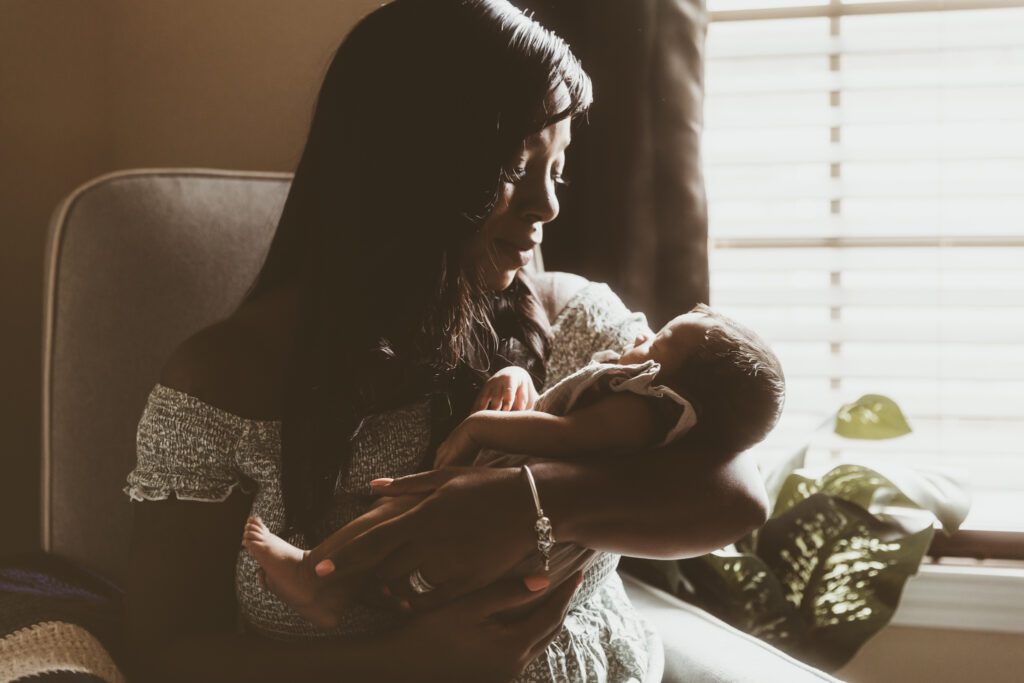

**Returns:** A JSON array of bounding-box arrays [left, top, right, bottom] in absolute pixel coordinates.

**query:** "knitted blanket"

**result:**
[[0, 553, 125, 683]]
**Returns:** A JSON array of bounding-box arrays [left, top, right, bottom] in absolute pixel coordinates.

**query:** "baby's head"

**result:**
[[618, 304, 785, 454]]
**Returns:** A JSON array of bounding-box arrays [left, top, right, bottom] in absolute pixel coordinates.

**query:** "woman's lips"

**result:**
[[495, 239, 534, 267]]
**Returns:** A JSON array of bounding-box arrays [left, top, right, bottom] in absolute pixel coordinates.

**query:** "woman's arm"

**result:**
[[322, 448, 766, 612], [371, 442, 767, 570], [530, 445, 769, 560], [434, 410, 763, 558]]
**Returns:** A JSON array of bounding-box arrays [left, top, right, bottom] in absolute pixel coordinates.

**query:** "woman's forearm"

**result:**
[[128, 630, 393, 683], [530, 446, 770, 560]]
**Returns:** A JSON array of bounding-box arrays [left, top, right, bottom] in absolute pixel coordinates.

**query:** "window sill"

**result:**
[[929, 528, 1024, 561], [891, 562, 1024, 634]]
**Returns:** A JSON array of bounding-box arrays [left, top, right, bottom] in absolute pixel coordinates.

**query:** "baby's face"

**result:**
[[617, 311, 717, 376]]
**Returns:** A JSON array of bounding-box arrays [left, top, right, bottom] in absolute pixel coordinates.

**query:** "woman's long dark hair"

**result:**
[[238, 0, 593, 541]]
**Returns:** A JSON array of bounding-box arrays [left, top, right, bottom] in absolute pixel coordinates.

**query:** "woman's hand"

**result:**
[[378, 572, 584, 683], [308, 467, 586, 611], [474, 366, 539, 412], [432, 418, 481, 468]]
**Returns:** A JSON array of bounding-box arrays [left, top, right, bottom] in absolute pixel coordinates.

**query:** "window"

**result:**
[[704, 0, 1024, 550]]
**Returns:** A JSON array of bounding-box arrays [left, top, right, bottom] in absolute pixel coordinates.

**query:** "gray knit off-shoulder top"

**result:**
[[125, 282, 657, 683]]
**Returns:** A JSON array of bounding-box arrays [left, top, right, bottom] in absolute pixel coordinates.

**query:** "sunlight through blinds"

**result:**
[[704, 0, 1024, 532]]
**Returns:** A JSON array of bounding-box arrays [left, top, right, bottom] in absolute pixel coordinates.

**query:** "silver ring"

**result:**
[[408, 567, 435, 594]]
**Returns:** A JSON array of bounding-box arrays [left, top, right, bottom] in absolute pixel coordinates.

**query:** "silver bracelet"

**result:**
[[521, 465, 555, 571]]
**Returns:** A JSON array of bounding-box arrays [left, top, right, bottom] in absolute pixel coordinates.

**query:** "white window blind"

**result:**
[[704, 0, 1024, 534]]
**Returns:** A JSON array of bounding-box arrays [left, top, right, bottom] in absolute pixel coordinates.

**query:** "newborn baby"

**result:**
[[243, 303, 785, 625]]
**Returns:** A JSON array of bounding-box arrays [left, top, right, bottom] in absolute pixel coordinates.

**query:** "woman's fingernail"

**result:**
[[370, 478, 393, 490], [399, 599, 412, 611], [314, 559, 335, 576], [523, 575, 550, 592], [381, 583, 392, 598]]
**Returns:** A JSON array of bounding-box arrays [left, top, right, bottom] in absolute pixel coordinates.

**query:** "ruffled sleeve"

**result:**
[[594, 359, 698, 448], [546, 281, 655, 387], [123, 383, 258, 503]]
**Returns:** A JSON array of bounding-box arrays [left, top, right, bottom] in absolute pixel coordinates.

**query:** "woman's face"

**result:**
[[466, 115, 572, 291]]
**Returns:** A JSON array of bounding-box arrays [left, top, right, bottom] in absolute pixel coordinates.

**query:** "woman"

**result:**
[[123, 1, 769, 681]]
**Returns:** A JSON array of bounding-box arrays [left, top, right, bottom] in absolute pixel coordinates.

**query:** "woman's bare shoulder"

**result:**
[[530, 271, 591, 322], [159, 297, 299, 421]]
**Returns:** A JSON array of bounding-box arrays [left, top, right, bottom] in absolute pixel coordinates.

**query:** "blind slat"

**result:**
[[733, 321, 1024, 344], [706, 68, 1024, 96], [710, 246, 1024, 270], [713, 287, 1024, 308], [778, 389, 1023, 419], [711, 224, 1024, 240], [709, 0, 1024, 23], [704, 140, 1024, 166], [779, 362, 1024, 382], [709, 33, 1024, 59]]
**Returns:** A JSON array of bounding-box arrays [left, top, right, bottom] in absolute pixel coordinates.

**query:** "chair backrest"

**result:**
[[42, 168, 545, 585], [42, 169, 292, 584]]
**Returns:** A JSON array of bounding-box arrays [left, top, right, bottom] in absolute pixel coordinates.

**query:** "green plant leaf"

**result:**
[[647, 556, 693, 598], [772, 469, 820, 518], [773, 462, 970, 535], [677, 550, 798, 645], [834, 394, 912, 440], [760, 445, 809, 516], [755, 493, 935, 671], [734, 528, 758, 556]]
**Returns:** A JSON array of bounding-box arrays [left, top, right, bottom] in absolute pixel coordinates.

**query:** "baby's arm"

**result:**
[[435, 392, 658, 467]]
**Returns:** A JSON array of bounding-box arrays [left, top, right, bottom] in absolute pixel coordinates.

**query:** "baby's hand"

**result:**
[[473, 365, 538, 412]]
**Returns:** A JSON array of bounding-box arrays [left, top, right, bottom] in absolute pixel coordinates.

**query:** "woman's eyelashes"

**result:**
[[503, 165, 570, 188]]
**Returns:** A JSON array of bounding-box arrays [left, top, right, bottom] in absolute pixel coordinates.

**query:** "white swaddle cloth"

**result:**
[[475, 350, 698, 465]]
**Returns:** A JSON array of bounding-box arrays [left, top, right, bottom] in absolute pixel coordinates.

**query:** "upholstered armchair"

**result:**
[[23, 168, 841, 682]]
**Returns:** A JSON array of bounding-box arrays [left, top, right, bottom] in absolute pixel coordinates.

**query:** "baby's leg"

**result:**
[[243, 495, 420, 626], [243, 517, 332, 625]]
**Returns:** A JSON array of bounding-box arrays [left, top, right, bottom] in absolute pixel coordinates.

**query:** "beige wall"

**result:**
[[1, 3, 1018, 680], [838, 625, 1024, 683], [1, 1, 112, 554]]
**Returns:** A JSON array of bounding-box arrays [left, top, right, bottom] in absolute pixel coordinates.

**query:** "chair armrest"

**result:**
[[621, 571, 844, 683]]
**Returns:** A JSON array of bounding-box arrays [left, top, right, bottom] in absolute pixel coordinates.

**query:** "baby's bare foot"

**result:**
[[242, 516, 338, 628]]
